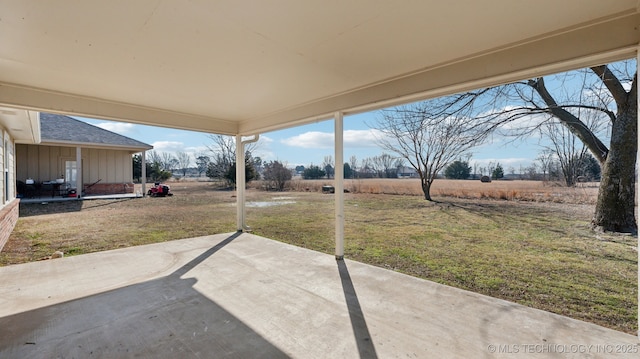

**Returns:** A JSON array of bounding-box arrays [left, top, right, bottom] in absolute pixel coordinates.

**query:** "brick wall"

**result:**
[[0, 199, 20, 251], [83, 182, 135, 196]]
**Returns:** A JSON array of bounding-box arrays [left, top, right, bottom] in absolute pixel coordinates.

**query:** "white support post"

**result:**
[[335, 111, 345, 260], [76, 146, 82, 199], [141, 151, 147, 197], [235, 134, 260, 232], [236, 134, 245, 232]]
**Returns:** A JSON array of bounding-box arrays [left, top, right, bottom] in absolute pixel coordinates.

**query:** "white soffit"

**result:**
[[0, 107, 40, 143], [0, 1, 638, 135]]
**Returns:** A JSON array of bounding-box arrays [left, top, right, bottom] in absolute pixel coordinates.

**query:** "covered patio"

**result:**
[[0, 233, 637, 358], [1, 1, 639, 355]]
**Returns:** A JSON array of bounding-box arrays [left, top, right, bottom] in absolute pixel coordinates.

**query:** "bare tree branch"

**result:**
[[527, 77, 609, 162], [375, 102, 490, 200], [590, 65, 628, 108]]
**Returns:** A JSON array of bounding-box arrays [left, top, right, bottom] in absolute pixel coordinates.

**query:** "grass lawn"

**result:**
[[1, 180, 637, 334]]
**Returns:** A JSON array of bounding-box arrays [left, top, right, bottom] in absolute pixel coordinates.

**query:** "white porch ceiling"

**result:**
[[0, 1, 638, 136], [0, 106, 40, 143]]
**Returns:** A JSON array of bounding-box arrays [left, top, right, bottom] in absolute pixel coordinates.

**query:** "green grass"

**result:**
[[1, 184, 637, 334], [249, 193, 637, 334]]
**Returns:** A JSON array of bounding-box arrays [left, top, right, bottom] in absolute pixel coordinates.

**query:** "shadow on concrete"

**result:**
[[0, 232, 289, 358], [170, 231, 242, 278], [337, 259, 378, 359]]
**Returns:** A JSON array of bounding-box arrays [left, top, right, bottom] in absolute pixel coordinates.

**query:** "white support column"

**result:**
[[76, 146, 82, 199], [236, 135, 260, 232], [235, 134, 260, 232], [335, 111, 345, 260], [141, 151, 147, 197], [236, 134, 245, 232]]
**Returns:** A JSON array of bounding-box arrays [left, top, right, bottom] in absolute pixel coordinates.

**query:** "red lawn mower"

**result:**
[[147, 182, 173, 197]]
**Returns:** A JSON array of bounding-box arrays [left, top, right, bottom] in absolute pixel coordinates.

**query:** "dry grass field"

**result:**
[[282, 178, 600, 203], [1, 178, 637, 334]]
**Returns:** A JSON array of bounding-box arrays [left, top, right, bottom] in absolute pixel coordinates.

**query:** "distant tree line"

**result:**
[[297, 153, 405, 180], [133, 145, 602, 188], [132, 149, 196, 183], [443, 151, 600, 183]]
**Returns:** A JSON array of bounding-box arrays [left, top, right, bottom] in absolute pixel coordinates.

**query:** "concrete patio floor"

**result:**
[[0, 233, 637, 358]]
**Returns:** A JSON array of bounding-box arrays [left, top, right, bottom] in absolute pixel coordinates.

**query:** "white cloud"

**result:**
[[94, 122, 136, 135], [344, 129, 385, 147], [151, 141, 185, 153], [281, 131, 333, 148], [185, 145, 208, 153], [254, 149, 276, 161], [149, 143, 211, 162], [281, 129, 384, 149], [258, 135, 274, 144]]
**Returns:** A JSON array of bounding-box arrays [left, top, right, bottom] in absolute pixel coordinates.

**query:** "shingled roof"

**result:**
[[39, 113, 152, 151]]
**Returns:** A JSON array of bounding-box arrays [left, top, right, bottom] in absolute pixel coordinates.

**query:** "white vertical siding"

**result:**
[[88, 149, 99, 183], [98, 149, 107, 183], [0, 128, 5, 204], [16, 145, 134, 184], [106, 151, 115, 183]]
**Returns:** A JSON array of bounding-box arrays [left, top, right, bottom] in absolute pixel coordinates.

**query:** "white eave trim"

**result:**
[[38, 140, 153, 152]]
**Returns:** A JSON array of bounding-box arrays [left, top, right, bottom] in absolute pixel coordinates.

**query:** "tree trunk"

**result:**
[[592, 103, 637, 233], [422, 180, 433, 201]]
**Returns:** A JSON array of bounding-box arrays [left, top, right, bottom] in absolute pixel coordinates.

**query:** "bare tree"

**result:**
[[262, 160, 292, 191], [145, 150, 173, 181], [540, 120, 589, 187], [175, 152, 192, 177], [146, 150, 162, 166], [349, 155, 358, 179], [536, 149, 554, 182], [371, 153, 399, 178], [525, 164, 539, 180], [206, 135, 236, 168], [322, 155, 334, 179], [205, 134, 259, 182], [369, 155, 384, 178], [359, 157, 373, 178], [375, 102, 490, 201], [147, 150, 175, 172], [426, 61, 636, 232], [194, 152, 210, 177], [159, 152, 177, 171]]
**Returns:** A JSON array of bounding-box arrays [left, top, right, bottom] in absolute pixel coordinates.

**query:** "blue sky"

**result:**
[[75, 110, 541, 173]]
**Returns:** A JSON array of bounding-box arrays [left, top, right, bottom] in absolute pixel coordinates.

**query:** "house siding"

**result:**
[[81, 148, 133, 185], [16, 144, 134, 194], [0, 126, 19, 252], [0, 131, 4, 203]]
